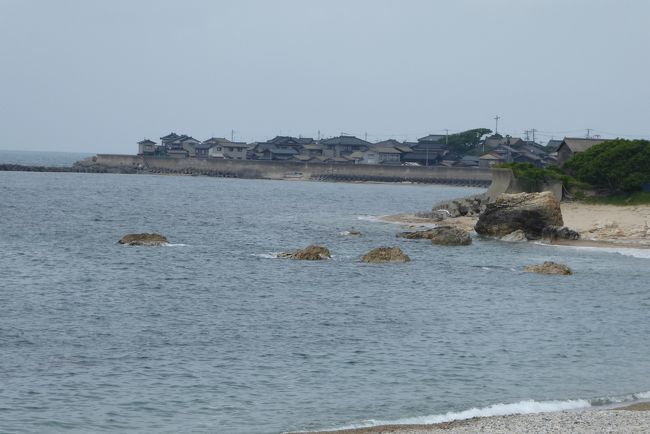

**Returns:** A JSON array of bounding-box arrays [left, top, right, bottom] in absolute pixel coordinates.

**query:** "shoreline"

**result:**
[[303, 402, 650, 434], [380, 202, 650, 249]]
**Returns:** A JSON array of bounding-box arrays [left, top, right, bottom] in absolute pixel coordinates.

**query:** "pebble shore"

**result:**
[[308, 406, 650, 434]]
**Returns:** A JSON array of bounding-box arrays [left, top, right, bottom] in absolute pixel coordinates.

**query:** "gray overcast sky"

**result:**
[[1, 0, 649, 153]]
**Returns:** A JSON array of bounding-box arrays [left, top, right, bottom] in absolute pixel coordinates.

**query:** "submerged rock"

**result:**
[[361, 246, 410, 263], [500, 229, 527, 242], [397, 226, 471, 246], [542, 225, 581, 242], [475, 192, 563, 240], [340, 230, 362, 237], [524, 261, 573, 275], [278, 245, 331, 260], [118, 233, 169, 246]]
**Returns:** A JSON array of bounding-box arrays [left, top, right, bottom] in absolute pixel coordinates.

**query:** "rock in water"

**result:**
[[118, 233, 169, 246], [361, 247, 410, 263], [397, 226, 471, 246], [279, 245, 331, 260], [500, 229, 527, 242], [524, 261, 573, 275], [542, 225, 581, 242], [475, 192, 563, 240]]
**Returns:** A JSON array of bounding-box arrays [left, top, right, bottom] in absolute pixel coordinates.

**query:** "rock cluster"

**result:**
[[278, 245, 331, 260], [475, 191, 563, 240], [397, 226, 471, 246], [524, 261, 573, 275], [361, 247, 410, 263], [118, 233, 169, 246]]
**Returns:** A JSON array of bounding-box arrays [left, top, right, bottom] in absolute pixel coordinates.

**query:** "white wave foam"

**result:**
[[165, 243, 187, 247], [357, 215, 388, 223], [312, 399, 591, 432], [251, 253, 281, 259], [537, 242, 650, 259]]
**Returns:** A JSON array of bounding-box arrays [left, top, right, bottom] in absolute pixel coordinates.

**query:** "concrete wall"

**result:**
[[95, 154, 493, 185], [485, 167, 563, 200]]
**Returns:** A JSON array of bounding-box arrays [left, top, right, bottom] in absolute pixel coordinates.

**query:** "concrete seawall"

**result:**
[[92, 154, 493, 186]]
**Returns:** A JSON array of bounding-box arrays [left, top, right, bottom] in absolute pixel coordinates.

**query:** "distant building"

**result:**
[[556, 137, 608, 166], [204, 137, 249, 160], [137, 139, 156, 155], [320, 135, 371, 158]]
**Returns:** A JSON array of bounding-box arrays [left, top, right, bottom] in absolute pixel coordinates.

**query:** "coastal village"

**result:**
[[137, 131, 609, 169]]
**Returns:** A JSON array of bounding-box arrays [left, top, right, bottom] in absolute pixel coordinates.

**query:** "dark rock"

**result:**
[[475, 192, 563, 240], [542, 225, 581, 242], [119, 233, 169, 246], [397, 226, 471, 246], [278, 245, 331, 260], [524, 261, 573, 275], [361, 247, 410, 263]]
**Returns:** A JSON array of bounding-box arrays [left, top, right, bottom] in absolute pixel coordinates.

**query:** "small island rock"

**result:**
[[542, 225, 581, 242], [119, 233, 169, 246], [524, 261, 573, 275], [278, 245, 331, 260], [501, 229, 527, 242], [397, 226, 471, 246], [361, 246, 410, 263]]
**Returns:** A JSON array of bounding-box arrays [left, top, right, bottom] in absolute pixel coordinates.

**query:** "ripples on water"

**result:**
[[1, 171, 650, 434]]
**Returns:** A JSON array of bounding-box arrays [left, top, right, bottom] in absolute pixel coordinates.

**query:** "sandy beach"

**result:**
[[305, 403, 650, 434], [383, 202, 650, 248]]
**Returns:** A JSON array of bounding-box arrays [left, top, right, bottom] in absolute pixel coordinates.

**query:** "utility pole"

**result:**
[[317, 130, 321, 141], [586, 128, 592, 138], [445, 129, 449, 147], [231, 129, 234, 141], [364, 131, 367, 141], [524, 130, 530, 141], [531, 128, 537, 144], [494, 115, 501, 135]]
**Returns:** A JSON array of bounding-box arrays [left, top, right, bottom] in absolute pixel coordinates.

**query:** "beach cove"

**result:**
[[2, 168, 650, 433]]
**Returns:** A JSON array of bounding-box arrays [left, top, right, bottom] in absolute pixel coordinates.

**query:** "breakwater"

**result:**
[[85, 154, 493, 186]]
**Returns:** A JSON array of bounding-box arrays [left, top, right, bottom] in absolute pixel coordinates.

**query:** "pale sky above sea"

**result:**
[[1, 0, 649, 153]]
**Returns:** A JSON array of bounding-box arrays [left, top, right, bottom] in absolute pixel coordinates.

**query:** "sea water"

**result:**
[[1, 166, 650, 433]]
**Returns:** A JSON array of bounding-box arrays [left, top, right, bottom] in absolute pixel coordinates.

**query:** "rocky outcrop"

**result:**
[[361, 247, 410, 263], [542, 225, 581, 242], [397, 226, 471, 246], [524, 261, 573, 275], [118, 233, 169, 246], [278, 245, 331, 260], [474, 192, 563, 240]]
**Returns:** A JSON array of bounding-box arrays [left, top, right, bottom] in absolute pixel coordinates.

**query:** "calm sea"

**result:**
[[1, 155, 650, 433], [0, 149, 93, 167]]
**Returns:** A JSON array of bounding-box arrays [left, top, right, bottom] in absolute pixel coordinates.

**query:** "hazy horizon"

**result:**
[[1, 0, 649, 153]]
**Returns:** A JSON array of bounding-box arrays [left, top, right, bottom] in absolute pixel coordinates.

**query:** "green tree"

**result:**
[[563, 139, 650, 193], [445, 128, 492, 153]]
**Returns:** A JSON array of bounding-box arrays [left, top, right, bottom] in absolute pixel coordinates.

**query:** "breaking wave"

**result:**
[[304, 392, 650, 433]]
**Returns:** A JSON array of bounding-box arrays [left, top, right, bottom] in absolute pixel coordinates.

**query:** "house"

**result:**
[[299, 143, 327, 158], [546, 139, 563, 151], [320, 135, 371, 158], [251, 143, 298, 160], [160, 132, 181, 149], [204, 137, 249, 160], [556, 137, 608, 166], [479, 151, 506, 168], [137, 139, 156, 156]]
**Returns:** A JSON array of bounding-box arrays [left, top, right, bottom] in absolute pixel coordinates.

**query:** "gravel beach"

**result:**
[[306, 405, 650, 434]]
